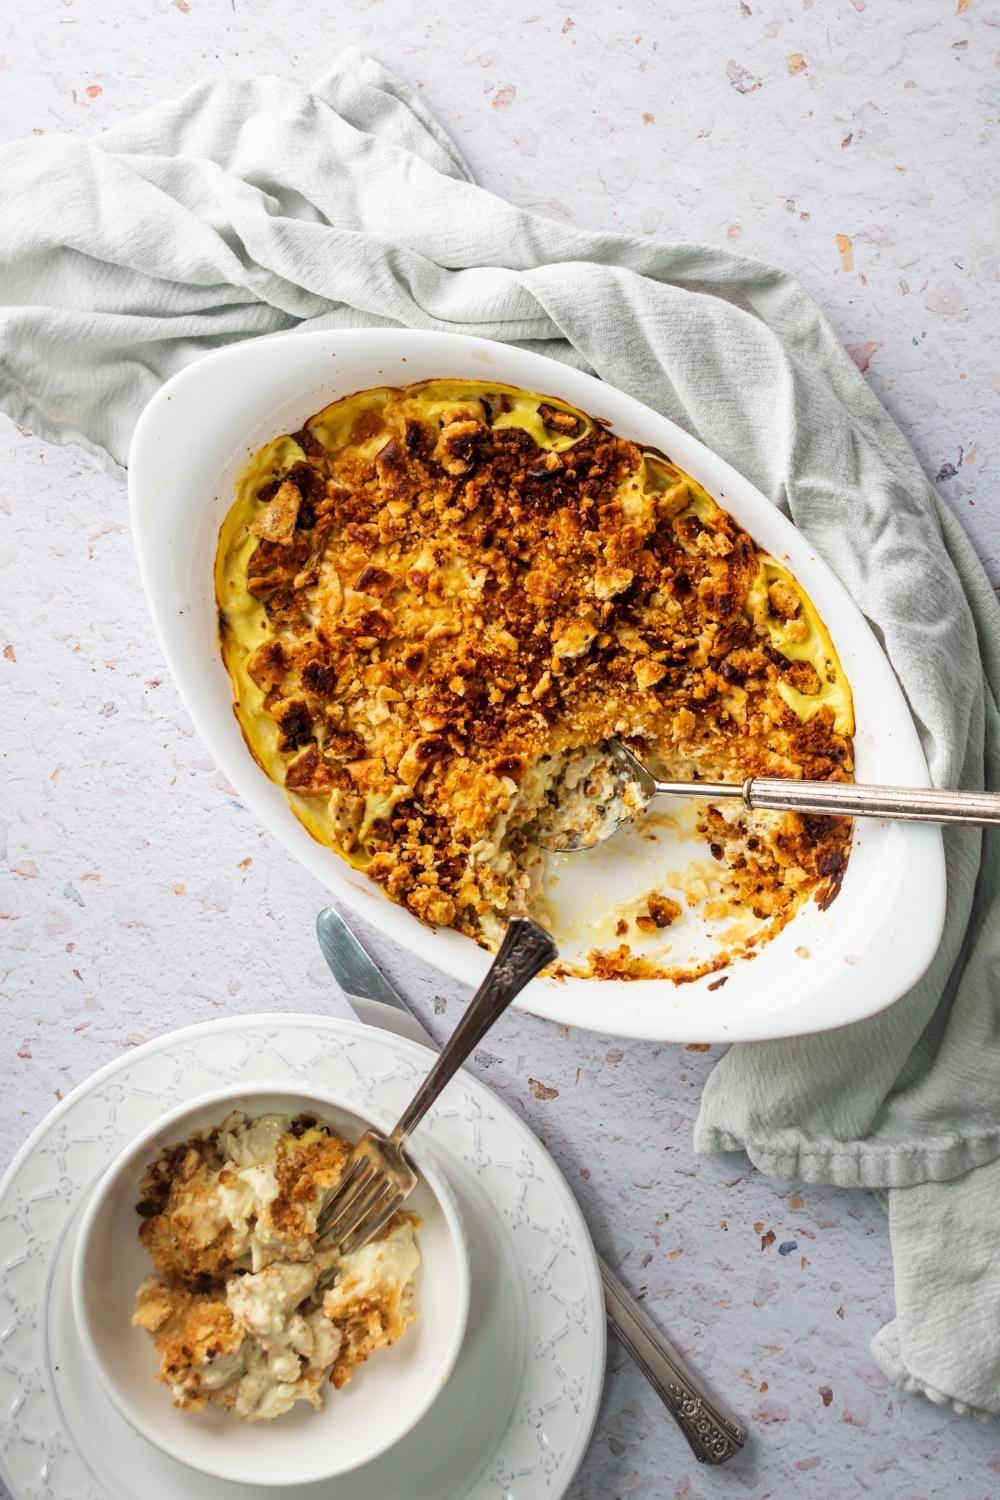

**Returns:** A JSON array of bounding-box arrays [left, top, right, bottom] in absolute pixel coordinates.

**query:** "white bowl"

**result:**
[[72, 1082, 470, 1487], [129, 328, 946, 1042]]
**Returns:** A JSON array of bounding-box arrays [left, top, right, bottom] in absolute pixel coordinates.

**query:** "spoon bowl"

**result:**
[[542, 740, 742, 853]]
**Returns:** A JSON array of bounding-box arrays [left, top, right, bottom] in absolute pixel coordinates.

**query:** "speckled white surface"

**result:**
[[2, 2, 999, 1496]]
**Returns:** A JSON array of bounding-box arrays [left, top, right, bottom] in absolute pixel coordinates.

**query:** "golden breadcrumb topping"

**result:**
[[216, 380, 853, 978], [132, 1112, 419, 1422]]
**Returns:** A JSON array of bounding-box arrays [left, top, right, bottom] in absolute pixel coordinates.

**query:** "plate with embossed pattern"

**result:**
[[0, 1015, 604, 1500]]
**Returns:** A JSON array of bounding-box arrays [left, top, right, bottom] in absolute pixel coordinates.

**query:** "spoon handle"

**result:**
[[746, 778, 1000, 826], [601, 1258, 747, 1464], [391, 916, 557, 1141]]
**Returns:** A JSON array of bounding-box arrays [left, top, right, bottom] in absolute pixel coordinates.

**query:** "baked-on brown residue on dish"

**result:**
[[215, 379, 854, 978]]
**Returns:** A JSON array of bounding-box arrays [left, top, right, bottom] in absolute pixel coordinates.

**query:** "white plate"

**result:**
[[128, 328, 946, 1041], [0, 1015, 605, 1500]]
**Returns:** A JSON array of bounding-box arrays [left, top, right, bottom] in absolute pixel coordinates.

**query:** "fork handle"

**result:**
[[391, 917, 557, 1142], [745, 777, 1000, 825]]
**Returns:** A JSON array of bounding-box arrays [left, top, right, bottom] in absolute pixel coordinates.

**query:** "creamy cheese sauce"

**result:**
[[132, 1112, 421, 1422]]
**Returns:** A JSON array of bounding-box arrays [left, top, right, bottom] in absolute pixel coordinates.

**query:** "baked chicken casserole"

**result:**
[[132, 1112, 419, 1422], [216, 379, 854, 979]]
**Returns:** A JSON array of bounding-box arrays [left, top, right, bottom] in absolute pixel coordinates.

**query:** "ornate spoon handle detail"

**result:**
[[600, 1258, 747, 1465]]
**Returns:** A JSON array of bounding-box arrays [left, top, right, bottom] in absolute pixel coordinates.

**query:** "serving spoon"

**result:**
[[543, 739, 1000, 853]]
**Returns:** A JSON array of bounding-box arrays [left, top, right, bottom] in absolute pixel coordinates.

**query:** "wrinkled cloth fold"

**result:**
[[1, 46, 997, 1417]]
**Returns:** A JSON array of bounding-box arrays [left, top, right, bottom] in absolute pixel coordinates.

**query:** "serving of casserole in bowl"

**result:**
[[73, 1082, 469, 1486], [129, 329, 945, 1041]]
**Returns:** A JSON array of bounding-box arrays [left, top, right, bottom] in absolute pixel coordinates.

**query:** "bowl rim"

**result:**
[[70, 1077, 472, 1486], [128, 326, 947, 1041]]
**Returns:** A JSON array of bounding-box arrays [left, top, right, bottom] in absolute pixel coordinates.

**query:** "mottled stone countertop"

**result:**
[[1, 1, 998, 1496]]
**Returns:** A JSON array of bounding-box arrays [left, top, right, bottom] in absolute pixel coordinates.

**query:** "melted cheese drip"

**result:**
[[214, 436, 345, 855], [746, 558, 854, 737], [393, 380, 593, 452]]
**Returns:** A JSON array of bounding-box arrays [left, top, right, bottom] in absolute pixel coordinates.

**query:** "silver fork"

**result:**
[[315, 916, 557, 1255]]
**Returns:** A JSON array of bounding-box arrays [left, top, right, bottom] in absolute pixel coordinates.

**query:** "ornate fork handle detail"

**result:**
[[393, 918, 557, 1142]]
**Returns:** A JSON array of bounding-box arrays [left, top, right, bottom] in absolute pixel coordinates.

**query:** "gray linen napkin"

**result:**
[[1, 47, 997, 1417]]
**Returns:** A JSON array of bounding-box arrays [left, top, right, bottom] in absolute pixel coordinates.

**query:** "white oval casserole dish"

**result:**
[[128, 329, 945, 1041]]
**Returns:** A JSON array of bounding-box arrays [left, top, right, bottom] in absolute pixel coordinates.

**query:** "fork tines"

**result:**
[[315, 1150, 403, 1256]]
